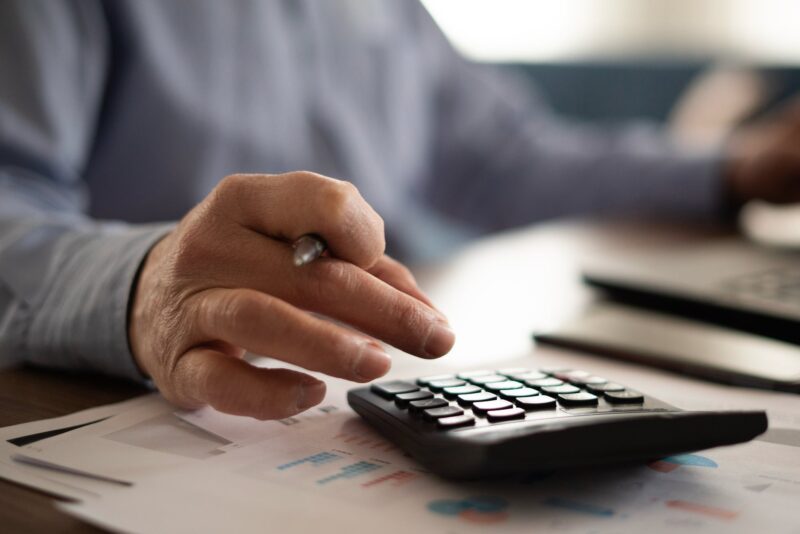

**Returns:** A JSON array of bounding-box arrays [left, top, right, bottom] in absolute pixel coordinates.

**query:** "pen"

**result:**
[[292, 234, 327, 266]]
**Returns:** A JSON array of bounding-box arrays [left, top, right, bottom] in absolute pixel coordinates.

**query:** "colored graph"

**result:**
[[277, 451, 341, 471], [666, 499, 738, 520], [648, 454, 718, 473], [542, 496, 614, 517], [333, 430, 397, 452], [361, 470, 417, 488], [428, 496, 509, 524], [316, 460, 383, 485]]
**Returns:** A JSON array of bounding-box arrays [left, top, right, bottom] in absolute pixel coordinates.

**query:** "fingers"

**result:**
[[298, 259, 455, 358], [368, 255, 437, 310], [213, 172, 385, 269], [168, 348, 327, 420], [194, 288, 392, 382], [197, 233, 454, 359]]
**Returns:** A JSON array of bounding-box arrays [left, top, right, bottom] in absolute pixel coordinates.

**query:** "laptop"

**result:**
[[534, 237, 800, 392]]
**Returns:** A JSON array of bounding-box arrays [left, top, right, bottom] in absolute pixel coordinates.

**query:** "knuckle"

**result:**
[[319, 180, 359, 220], [395, 298, 427, 331], [210, 291, 261, 331]]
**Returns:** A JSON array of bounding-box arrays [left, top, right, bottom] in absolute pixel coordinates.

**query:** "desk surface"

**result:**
[[0, 219, 735, 532]]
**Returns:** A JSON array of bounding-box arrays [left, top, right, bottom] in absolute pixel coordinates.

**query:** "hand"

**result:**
[[128, 172, 454, 420], [725, 98, 800, 206]]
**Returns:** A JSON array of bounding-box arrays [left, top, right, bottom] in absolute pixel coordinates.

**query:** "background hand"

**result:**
[[128, 172, 454, 420], [725, 98, 800, 205]]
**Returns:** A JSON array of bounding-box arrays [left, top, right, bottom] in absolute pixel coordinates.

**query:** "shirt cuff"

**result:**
[[26, 223, 173, 383]]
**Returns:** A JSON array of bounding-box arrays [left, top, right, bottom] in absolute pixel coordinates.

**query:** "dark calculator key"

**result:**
[[484, 380, 523, 392], [395, 390, 433, 407], [417, 374, 455, 386], [516, 395, 557, 410], [604, 390, 645, 404], [457, 369, 494, 379], [509, 371, 548, 381], [586, 382, 626, 394], [472, 399, 513, 414], [457, 392, 497, 406], [409, 398, 449, 414], [436, 414, 475, 430], [496, 368, 531, 377], [428, 379, 466, 392], [526, 377, 564, 389], [542, 384, 581, 395], [371, 381, 419, 399], [468, 375, 507, 385], [538, 367, 571, 375], [487, 407, 526, 422], [558, 392, 599, 406], [424, 405, 464, 421], [499, 387, 539, 399], [443, 384, 481, 398]]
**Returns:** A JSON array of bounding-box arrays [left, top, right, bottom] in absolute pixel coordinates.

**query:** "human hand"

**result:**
[[725, 98, 800, 206], [128, 172, 454, 419]]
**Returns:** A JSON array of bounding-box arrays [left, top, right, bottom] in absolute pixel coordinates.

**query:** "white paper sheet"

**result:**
[[14, 348, 800, 533], [0, 394, 155, 500]]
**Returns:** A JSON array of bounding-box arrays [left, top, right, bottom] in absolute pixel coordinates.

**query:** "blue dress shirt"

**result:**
[[0, 0, 723, 380]]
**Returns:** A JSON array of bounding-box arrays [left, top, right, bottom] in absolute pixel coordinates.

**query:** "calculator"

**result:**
[[347, 366, 768, 479]]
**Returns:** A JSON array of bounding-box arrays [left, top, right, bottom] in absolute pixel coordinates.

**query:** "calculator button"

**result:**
[[395, 390, 433, 407], [468, 375, 507, 385], [457, 369, 494, 379], [558, 392, 599, 406], [499, 387, 539, 399], [427, 379, 466, 392], [371, 381, 419, 399], [437, 415, 476, 429], [525, 377, 564, 389], [508, 371, 548, 381], [486, 407, 526, 422], [457, 392, 497, 406], [472, 399, 513, 413], [417, 374, 455, 386], [515, 395, 557, 410], [570, 375, 607, 386], [538, 367, 571, 375], [423, 405, 464, 421], [554, 370, 591, 382], [604, 390, 645, 404], [443, 385, 481, 398], [586, 382, 625, 394], [484, 380, 523, 392], [542, 384, 581, 395], [496, 368, 530, 377], [409, 398, 449, 413]]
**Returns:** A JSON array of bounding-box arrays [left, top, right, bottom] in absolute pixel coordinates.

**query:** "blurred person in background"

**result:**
[[1, 1, 799, 420]]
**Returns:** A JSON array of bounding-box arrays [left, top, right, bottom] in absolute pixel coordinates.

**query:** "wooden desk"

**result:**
[[0, 219, 733, 532]]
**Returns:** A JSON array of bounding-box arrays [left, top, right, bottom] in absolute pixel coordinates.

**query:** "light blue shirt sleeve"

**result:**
[[0, 0, 729, 381], [0, 2, 170, 381]]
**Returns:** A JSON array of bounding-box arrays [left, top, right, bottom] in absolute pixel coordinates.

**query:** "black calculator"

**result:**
[[347, 366, 768, 479]]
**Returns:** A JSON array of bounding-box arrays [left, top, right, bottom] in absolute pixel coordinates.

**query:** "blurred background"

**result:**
[[422, 0, 800, 245]]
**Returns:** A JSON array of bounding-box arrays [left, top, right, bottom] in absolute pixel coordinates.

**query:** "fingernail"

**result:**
[[424, 320, 456, 357], [354, 342, 392, 380], [298, 379, 326, 410]]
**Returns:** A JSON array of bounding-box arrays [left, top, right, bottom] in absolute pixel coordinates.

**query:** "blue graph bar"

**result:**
[[277, 451, 340, 471], [316, 461, 382, 485]]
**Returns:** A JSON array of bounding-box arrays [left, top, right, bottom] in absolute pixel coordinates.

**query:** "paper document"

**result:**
[[4, 350, 799, 533]]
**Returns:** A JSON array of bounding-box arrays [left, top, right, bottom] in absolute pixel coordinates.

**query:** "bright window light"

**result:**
[[421, 0, 800, 64]]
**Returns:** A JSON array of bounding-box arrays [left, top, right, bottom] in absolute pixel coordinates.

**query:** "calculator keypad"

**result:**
[[371, 367, 660, 431]]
